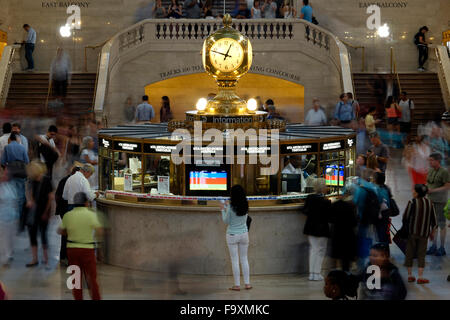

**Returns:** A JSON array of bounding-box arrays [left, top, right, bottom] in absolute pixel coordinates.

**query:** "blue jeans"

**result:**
[[25, 43, 35, 69]]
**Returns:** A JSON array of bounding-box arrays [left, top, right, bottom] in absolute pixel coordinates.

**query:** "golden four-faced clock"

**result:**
[[202, 15, 253, 80]]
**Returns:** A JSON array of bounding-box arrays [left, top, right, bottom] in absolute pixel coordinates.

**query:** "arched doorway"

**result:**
[[145, 73, 305, 123]]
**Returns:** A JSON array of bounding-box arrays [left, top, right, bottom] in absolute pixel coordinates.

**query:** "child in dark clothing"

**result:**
[[358, 243, 407, 300]]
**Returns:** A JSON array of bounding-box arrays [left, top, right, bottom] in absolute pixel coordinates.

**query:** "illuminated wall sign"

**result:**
[[101, 138, 111, 149], [235, 146, 272, 155], [321, 141, 344, 151], [192, 146, 224, 154], [281, 143, 318, 154], [113, 141, 141, 152], [144, 144, 178, 154]]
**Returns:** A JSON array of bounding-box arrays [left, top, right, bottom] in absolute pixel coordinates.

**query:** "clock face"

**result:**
[[209, 38, 244, 73]]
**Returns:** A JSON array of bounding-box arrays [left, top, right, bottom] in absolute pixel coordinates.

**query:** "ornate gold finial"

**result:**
[[223, 14, 232, 27]]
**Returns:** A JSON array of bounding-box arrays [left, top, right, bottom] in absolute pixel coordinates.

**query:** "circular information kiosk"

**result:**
[[96, 15, 356, 275]]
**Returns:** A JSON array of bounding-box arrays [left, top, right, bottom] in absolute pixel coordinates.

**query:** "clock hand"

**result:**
[[224, 44, 232, 61], [211, 50, 228, 56]]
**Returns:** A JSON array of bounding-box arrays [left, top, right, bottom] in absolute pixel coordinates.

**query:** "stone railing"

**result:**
[[0, 44, 21, 108], [95, 18, 352, 120], [432, 45, 450, 110]]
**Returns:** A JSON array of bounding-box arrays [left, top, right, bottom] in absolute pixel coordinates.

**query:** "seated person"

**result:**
[[282, 156, 306, 192]]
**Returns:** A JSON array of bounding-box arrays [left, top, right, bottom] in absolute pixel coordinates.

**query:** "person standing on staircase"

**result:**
[[49, 48, 72, 104], [22, 24, 36, 72], [398, 91, 414, 135], [414, 26, 430, 72]]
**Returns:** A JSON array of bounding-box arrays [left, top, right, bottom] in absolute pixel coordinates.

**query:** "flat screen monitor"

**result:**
[[281, 174, 302, 192], [325, 165, 344, 186], [189, 170, 227, 191], [185, 164, 230, 196]]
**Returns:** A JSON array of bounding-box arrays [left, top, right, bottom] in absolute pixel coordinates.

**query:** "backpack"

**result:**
[[381, 185, 400, 218], [312, 16, 319, 25], [414, 32, 420, 45], [360, 187, 381, 225]]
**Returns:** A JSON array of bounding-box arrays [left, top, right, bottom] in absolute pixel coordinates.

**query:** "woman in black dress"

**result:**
[[25, 161, 54, 267]]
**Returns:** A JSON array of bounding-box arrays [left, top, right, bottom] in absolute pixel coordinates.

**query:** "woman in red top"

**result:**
[[385, 96, 401, 145]]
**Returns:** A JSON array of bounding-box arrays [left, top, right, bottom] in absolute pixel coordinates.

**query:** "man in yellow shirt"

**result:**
[[365, 107, 378, 134], [58, 192, 103, 300]]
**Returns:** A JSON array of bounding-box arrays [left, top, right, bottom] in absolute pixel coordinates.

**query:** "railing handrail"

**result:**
[[390, 47, 402, 94], [92, 18, 354, 123], [0, 44, 21, 108], [340, 39, 365, 72], [432, 45, 450, 110], [84, 38, 112, 72]]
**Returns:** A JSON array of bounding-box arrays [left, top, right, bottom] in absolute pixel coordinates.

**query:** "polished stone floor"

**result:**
[[0, 148, 449, 300]]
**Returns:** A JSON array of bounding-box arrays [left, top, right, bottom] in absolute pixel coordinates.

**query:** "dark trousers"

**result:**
[[24, 43, 35, 69], [53, 80, 68, 97], [67, 248, 101, 300], [418, 45, 428, 68], [28, 218, 49, 248], [60, 211, 68, 260], [375, 217, 390, 244]]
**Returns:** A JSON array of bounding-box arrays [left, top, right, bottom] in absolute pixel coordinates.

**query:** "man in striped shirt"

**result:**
[[403, 184, 437, 284]]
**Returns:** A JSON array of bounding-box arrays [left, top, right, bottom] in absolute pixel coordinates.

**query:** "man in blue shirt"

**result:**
[[334, 93, 355, 127], [12, 123, 28, 153], [300, 0, 313, 22], [22, 24, 36, 71], [1, 132, 29, 167], [135, 95, 155, 123]]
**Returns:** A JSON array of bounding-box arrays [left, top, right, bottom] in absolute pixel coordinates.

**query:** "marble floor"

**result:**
[[0, 148, 449, 300]]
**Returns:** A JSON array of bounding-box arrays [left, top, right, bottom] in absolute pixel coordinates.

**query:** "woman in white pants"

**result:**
[[302, 178, 331, 281], [220, 185, 251, 291]]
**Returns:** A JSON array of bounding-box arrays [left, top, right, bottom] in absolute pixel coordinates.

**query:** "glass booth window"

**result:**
[[279, 155, 318, 194], [112, 152, 142, 192], [143, 155, 171, 193]]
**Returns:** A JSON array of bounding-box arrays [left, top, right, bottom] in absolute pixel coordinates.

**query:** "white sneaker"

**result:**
[[313, 274, 324, 281], [308, 273, 315, 281]]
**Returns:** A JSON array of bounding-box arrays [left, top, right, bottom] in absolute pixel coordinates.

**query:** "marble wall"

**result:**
[[2, 0, 449, 72], [295, 0, 450, 72], [98, 199, 309, 275]]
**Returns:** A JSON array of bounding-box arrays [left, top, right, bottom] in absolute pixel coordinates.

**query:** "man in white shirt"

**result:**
[[305, 98, 327, 126], [0, 123, 12, 158], [398, 91, 415, 134], [63, 164, 98, 209], [22, 24, 36, 71], [281, 156, 306, 192]]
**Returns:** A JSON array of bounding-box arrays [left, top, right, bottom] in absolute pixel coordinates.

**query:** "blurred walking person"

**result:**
[[37, 125, 60, 180], [0, 169, 20, 267], [49, 48, 72, 103], [302, 178, 331, 280], [403, 184, 437, 284], [12, 123, 29, 153], [426, 153, 450, 256], [24, 161, 54, 268], [80, 136, 98, 189], [329, 198, 358, 272], [123, 96, 136, 124], [220, 185, 252, 291], [55, 165, 80, 266], [1, 132, 29, 233], [58, 192, 103, 300]]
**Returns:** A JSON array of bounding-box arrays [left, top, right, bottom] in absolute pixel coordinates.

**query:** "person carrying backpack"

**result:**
[[414, 26, 430, 72], [351, 171, 381, 271]]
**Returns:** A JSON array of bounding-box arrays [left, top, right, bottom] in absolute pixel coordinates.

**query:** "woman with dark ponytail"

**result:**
[[220, 185, 251, 291]]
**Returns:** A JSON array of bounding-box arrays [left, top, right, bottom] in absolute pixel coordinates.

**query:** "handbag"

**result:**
[[381, 186, 400, 218], [246, 215, 252, 231]]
